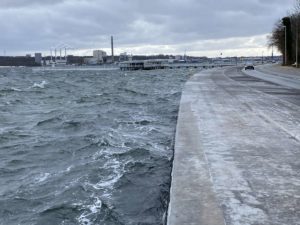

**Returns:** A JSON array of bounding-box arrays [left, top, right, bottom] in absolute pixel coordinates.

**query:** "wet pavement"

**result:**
[[168, 67, 300, 225]]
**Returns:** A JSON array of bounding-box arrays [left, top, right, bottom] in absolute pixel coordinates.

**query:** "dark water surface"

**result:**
[[0, 67, 196, 225]]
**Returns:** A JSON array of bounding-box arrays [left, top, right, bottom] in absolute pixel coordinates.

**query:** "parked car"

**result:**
[[244, 65, 254, 70]]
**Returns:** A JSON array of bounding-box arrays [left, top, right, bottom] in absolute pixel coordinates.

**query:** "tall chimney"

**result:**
[[111, 36, 114, 63]]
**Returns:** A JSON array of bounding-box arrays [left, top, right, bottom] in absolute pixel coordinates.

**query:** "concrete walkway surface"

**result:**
[[168, 67, 300, 225]]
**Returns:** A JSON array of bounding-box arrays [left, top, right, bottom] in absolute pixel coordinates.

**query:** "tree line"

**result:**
[[269, 0, 300, 66]]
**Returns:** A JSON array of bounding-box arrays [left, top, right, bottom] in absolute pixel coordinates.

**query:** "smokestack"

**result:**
[[111, 36, 114, 63]]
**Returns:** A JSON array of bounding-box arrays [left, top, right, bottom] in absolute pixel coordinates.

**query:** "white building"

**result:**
[[93, 50, 107, 63], [120, 52, 133, 62]]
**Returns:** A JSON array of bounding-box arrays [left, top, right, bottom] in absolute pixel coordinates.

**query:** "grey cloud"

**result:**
[[0, 0, 295, 54], [0, 0, 66, 8]]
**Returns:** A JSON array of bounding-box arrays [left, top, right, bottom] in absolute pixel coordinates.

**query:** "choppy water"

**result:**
[[0, 67, 196, 225]]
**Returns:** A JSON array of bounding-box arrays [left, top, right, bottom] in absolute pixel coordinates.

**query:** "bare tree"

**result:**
[[294, 0, 300, 13], [292, 0, 300, 66], [268, 20, 285, 54], [268, 0, 300, 65]]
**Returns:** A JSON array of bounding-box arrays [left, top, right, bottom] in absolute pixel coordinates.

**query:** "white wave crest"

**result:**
[[77, 197, 102, 225], [11, 87, 22, 91], [32, 80, 47, 89], [35, 172, 50, 183]]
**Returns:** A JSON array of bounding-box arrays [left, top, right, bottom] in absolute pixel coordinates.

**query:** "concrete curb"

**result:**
[[167, 70, 225, 225]]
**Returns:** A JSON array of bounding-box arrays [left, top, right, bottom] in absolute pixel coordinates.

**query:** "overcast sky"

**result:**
[[0, 0, 295, 57]]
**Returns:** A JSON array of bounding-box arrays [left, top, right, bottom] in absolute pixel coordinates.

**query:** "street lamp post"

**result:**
[[50, 49, 53, 63], [272, 45, 274, 62], [284, 25, 287, 65], [296, 22, 299, 68]]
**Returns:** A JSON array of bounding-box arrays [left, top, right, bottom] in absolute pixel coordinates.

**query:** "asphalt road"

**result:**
[[228, 67, 300, 106]]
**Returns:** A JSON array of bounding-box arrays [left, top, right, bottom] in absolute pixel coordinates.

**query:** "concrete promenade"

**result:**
[[167, 67, 300, 225]]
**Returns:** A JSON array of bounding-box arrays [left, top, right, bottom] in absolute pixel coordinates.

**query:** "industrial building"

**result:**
[[34, 53, 42, 65]]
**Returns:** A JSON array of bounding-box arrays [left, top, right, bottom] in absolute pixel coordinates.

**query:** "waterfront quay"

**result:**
[[168, 66, 300, 225]]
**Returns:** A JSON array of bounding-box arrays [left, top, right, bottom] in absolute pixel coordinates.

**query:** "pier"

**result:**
[[119, 59, 236, 70]]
